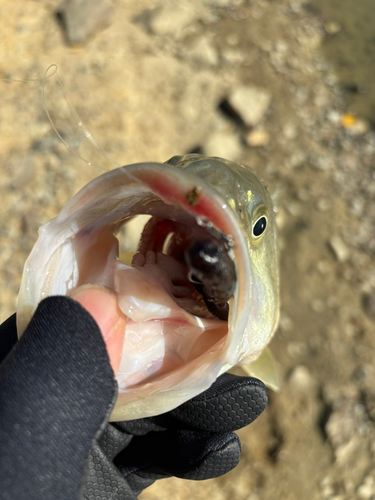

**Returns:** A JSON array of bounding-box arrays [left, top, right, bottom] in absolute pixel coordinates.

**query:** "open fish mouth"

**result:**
[[125, 204, 237, 322], [17, 155, 277, 421]]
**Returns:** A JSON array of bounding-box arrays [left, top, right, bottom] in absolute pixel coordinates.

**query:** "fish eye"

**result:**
[[253, 216, 267, 237]]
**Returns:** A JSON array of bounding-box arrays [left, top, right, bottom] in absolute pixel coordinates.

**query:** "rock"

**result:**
[[57, 0, 114, 45], [187, 37, 218, 66], [357, 475, 375, 499], [279, 313, 293, 332], [148, 5, 198, 36], [222, 48, 244, 64], [283, 123, 298, 140], [317, 199, 330, 212], [324, 21, 341, 35], [227, 86, 272, 127], [246, 127, 270, 147], [349, 197, 365, 217], [329, 236, 350, 263], [341, 113, 369, 135], [286, 201, 302, 217], [204, 130, 242, 162], [347, 118, 369, 136], [327, 110, 341, 125], [325, 404, 357, 451], [288, 365, 314, 391]]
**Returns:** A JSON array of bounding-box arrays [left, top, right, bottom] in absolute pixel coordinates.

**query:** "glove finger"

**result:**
[[0, 296, 117, 500], [115, 429, 240, 481], [153, 373, 268, 433], [84, 440, 154, 500]]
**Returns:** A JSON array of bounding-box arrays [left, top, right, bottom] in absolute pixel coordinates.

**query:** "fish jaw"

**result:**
[[16, 159, 277, 421]]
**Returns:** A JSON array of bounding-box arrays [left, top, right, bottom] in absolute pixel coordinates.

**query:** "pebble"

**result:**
[[329, 236, 350, 263], [227, 86, 272, 127], [286, 201, 302, 217], [347, 119, 369, 136], [357, 475, 375, 499], [204, 130, 242, 161], [222, 48, 245, 64], [245, 127, 270, 147], [317, 198, 330, 212], [288, 365, 314, 391], [325, 405, 357, 452], [324, 21, 341, 35], [349, 197, 365, 217], [279, 313, 294, 332], [283, 123, 298, 140], [187, 37, 218, 66], [335, 436, 361, 464], [57, 0, 114, 45], [327, 109, 341, 125], [341, 114, 369, 135], [148, 5, 198, 36]]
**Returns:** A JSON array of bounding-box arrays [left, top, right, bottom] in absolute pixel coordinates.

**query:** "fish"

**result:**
[[16, 154, 279, 421]]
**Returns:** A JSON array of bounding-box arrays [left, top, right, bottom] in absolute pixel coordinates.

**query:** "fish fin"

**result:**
[[239, 346, 280, 391]]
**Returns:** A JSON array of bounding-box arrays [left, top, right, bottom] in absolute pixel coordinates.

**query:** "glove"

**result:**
[[0, 296, 267, 500]]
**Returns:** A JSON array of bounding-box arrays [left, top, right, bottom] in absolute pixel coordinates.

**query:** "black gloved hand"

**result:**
[[0, 297, 267, 500]]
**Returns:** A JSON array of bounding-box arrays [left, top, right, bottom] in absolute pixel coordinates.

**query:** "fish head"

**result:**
[[16, 154, 279, 420]]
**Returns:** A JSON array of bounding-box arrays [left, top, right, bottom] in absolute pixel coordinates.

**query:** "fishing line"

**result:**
[[42, 64, 120, 172], [2, 65, 121, 173], [0, 65, 58, 85]]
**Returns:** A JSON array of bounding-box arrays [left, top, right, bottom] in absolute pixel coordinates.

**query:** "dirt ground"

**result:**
[[1, 1, 374, 499]]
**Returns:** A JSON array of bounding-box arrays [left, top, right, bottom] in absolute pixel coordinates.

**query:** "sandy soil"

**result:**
[[1, 1, 374, 499]]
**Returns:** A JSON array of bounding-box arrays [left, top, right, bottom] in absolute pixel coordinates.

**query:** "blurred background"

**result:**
[[1, 0, 375, 499]]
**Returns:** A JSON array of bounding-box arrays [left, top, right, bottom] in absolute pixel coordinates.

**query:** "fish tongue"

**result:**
[[114, 260, 188, 322]]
